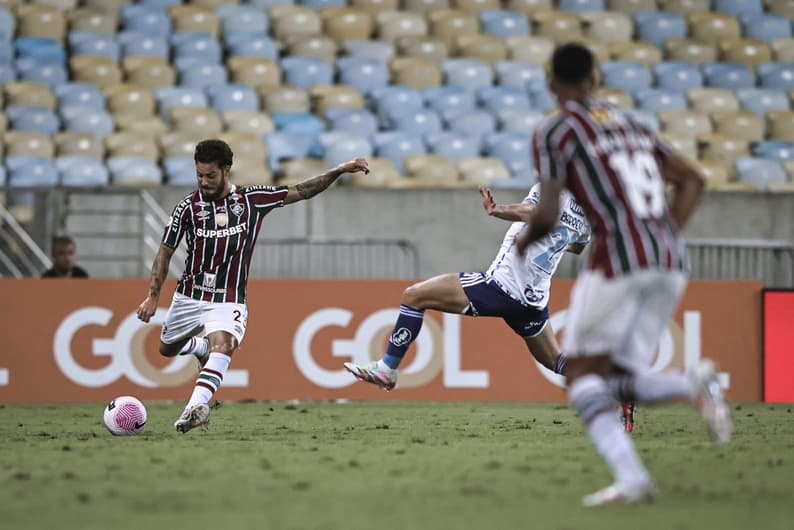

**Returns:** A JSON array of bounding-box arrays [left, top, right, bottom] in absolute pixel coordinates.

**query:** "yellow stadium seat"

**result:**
[[105, 83, 156, 118], [321, 7, 374, 43], [376, 11, 429, 43], [658, 0, 709, 14], [169, 107, 223, 136], [402, 154, 460, 186], [659, 132, 697, 160], [105, 132, 160, 161], [3, 131, 54, 158], [657, 109, 712, 138], [453, 0, 501, 15], [766, 111, 794, 141], [390, 57, 443, 89], [287, 36, 339, 65], [455, 34, 508, 65], [260, 85, 311, 114], [397, 36, 450, 63], [506, 0, 553, 15], [311, 84, 365, 114], [687, 88, 740, 113], [697, 134, 750, 177], [169, 5, 220, 37], [123, 57, 176, 91], [429, 9, 480, 49], [348, 157, 404, 185], [227, 57, 282, 89], [457, 157, 510, 185], [114, 115, 168, 137], [765, 0, 794, 19], [67, 7, 118, 34], [664, 38, 718, 65], [580, 11, 634, 43], [218, 131, 267, 163], [70, 55, 123, 89], [405, 0, 452, 13], [54, 131, 104, 159], [270, 6, 322, 42], [770, 38, 794, 62], [530, 11, 582, 44], [0, 114, 7, 135], [81, 0, 130, 12], [580, 38, 610, 63], [159, 131, 205, 159], [505, 35, 554, 65], [15, 4, 65, 41], [230, 158, 273, 186], [687, 12, 741, 46], [595, 87, 634, 108], [222, 110, 275, 136], [192, 0, 238, 8], [710, 111, 765, 142], [719, 38, 772, 69], [350, 0, 399, 15], [608, 41, 662, 67], [3, 81, 55, 110], [280, 158, 328, 183], [607, 0, 657, 13]]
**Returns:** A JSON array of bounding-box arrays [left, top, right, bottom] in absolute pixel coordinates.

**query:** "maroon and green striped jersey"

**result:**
[[532, 99, 687, 278], [161, 184, 289, 303]]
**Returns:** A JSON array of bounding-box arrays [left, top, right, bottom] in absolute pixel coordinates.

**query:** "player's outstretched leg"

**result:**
[[174, 351, 231, 432], [174, 403, 210, 433], [691, 359, 732, 444]]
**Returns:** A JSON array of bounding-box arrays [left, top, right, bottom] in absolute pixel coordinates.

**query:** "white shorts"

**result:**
[[562, 269, 686, 372], [161, 292, 248, 345]]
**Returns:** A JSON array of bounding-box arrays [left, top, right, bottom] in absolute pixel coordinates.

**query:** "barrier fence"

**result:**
[[0, 279, 763, 403]]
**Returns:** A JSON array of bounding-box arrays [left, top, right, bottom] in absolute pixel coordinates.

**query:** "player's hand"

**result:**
[[136, 295, 158, 323], [479, 186, 497, 215], [336, 157, 369, 175]]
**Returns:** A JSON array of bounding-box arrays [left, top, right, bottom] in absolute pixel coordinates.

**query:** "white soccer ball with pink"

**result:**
[[103, 396, 147, 435]]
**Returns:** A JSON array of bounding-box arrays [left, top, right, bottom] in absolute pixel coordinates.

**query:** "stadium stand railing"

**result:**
[[0, 199, 51, 277]]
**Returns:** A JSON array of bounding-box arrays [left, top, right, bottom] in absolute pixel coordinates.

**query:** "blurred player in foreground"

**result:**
[[516, 43, 731, 506], [344, 183, 590, 390], [136, 139, 369, 432]]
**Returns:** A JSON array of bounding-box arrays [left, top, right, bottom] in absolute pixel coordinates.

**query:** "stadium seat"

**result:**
[[225, 33, 280, 60], [155, 86, 209, 121], [735, 157, 787, 190], [701, 62, 755, 91], [633, 11, 686, 49], [265, 131, 313, 172], [69, 55, 123, 89], [5, 105, 60, 135], [607, 0, 655, 13], [657, 109, 712, 138], [159, 131, 205, 159], [742, 14, 792, 43], [771, 39, 794, 62], [686, 12, 741, 46], [478, 85, 531, 114], [457, 156, 509, 185], [581, 11, 634, 43], [596, 86, 634, 108], [118, 32, 170, 61], [494, 61, 545, 90], [56, 155, 110, 186], [423, 85, 476, 117], [0, 165, 6, 187], [657, 0, 708, 14], [766, 111, 794, 141], [67, 7, 118, 35], [206, 84, 260, 113], [736, 88, 791, 119], [346, 156, 403, 186], [217, 5, 269, 36], [757, 63, 794, 91], [600, 61, 652, 97], [227, 57, 281, 89], [271, 112, 325, 156], [719, 39, 772, 69], [712, 0, 763, 19], [169, 5, 220, 37], [311, 84, 366, 114], [105, 132, 159, 161], [557, 0, 605, 12], [527, 79, 557, 111], [325, 108, 379, 137], [322, 7, 374, 44], [15, 4, 66, 42], [608, 41, 662, 68], [499, 40, 548, 69], [69, 31, 120, 62], [0, 6, 14, 42], [530, 10, 582, 44], [695, 159, 734, 190], [60, 106, 115, 138], [342, 39, 395, 62], [123, 56, 177, 91], [3, 80, 55, 110], [15, 37, 65, 65], [177, 62, 229, 90], [373, 131, 427, 174], [172, 32, 223, 64], [425, 132, 481, 162], [107, 156, 163, 185], [163, 156, 196, 186], [281, 56, 333, 90], [393, 154, 459, 187], [319, 131, 373, 167], [711, 110, 765, 142], [390, 57, 443, 90], [222, 109, 275, 136], [287, 35, 339, 65], [105, 83, 156, 118], [497, 108, 545, 134], [479, 10, 529, 38], [336, 56, 390, 95], [270, 6, 322, 42], [687, 87, 740, 113], [260, 85, 310, 113], [372, 85, 424, 124], [442, 58, 493, 93], [659, 132, 697, 160], [766, 0, 794, 18], [169, 106, 223, 135], [752, 140, 794, 161], [484, 131, 532, 179], [16, 60, 67, 89], [121, 6, 171, 37], [6, 155, 59, 187], [0, 63, 16, 85], [390, 108, 443, 137], [697, 134, 750, 176], [663, 39, 718, 66], [428, 9, 479, 49], [652, 61, 703, 92], [455, 34, 508, 66], [445, 109, 497, 141], [54, 131, 104, 159], [628, 109, 659, 131], [634, 88, 687, 112]]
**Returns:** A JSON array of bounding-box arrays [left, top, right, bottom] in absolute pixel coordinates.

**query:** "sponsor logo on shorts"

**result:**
[[390, 327, 412, 347]]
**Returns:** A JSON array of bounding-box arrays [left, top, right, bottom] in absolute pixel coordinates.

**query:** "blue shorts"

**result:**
[[459, 272, 549, 338]]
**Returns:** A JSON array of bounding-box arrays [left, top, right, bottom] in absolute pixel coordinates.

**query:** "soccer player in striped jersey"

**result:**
[[516, 43, 731, 506], [344, 183, 590, 392], [136, 139, 369, 433]]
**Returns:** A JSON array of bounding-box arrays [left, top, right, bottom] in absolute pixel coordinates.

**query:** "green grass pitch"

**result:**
[[2, 401, 793, 530]]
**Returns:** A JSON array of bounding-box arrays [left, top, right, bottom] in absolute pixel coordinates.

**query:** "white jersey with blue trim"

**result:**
[[485, 183, 591, 308]]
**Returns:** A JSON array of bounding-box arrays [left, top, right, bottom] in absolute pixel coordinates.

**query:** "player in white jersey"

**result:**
[[344, 184, 590, 390]]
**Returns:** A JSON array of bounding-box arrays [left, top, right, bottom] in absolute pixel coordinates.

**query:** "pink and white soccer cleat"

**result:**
[[174, 403, 210, 433], [344, 361, 398, 391], [582, 481, 656, 507]]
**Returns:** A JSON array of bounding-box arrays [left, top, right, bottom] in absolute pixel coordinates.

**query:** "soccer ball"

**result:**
[[103, 396, 147, 436]]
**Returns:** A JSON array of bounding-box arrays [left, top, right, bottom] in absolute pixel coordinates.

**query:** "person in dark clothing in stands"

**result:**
[[42, 235, 89, 278]]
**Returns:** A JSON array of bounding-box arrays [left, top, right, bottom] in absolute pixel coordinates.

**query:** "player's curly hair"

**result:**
[[551, 43, 595, 86], [195, 139, 234, 169]]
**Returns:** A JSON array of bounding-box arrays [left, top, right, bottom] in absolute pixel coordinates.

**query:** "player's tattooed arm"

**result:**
[[284, 158, 369, 204], [479, 186, 534, 222], [137, 244, 175, 323]]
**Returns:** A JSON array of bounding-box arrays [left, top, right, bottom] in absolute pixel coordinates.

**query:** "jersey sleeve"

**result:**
[[161, 195, 192, 249], [244, 185, 289, 210], [532, 119, 570, 183], [525, 183, 541, 204]]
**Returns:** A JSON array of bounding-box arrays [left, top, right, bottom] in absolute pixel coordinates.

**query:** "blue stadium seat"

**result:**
[[600, 61, 652, 96], [0, 6, 14, 42], [325, 108, 379, 137], [164, 157, 196, 186], [445, 109, 498, 141], [423, 86, 476, 117], [249, 0, 297, 6], [178, 62, 229, 89], [5, 106, 60, 135], [336, 57, 390, 96], [628, 110, 660, 132], [341, 40, 395, 63], [484, 132, 533, 178], [0, 41, 12, 65], [391, 108, 443, 137], [271, 112, 325, 157], [225, 33, 280, 60], [6, 156, 59, 187], [371, 85, 424, 127], [172, 33, 223, 64], [741, 14, 792, 42], [55, 82, 105, 110], [712, 0, 763, 20], [68, 32, 120, 62], [478, 86, 531, 114], [752, 140, 794, 160], [319, 131, 374, 167], [494, 61, 545, 90], [442, 59, 493, 93], [701, 62, 755, 90], [425, 132, 481, 162], [206, 84, 260, 113], [122, 6, 171, 38], [0, 63, 15, 84], [497, 108, 545, 134], [107, 156, 163, 185], [119, 32, 170, 60], [526, 78, 557, 111], [634, 88, 687, 112], [652, 61, 703, 92], [217, 5, 270, 36], [60, 106, 115, 138], [735, 157, 787, 189], [300, 0, 347, 7], [633, 11, 686, 49], [56, 155, 110, 186], [558, 0, 605, 12], [15, 38, 66, 65], [265, 131, 312, 171], [479, 10, 530, 38], [155, 87, 209, 121], [373, 132, 427, 174], [16, 60, 67, 89], [281, 56, 333, 90], [736, 88, 791, 118], [139, 0, 182, 8], [757, 63, 794, 91]]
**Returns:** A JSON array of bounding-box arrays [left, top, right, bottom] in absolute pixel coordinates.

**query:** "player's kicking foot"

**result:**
[[343, 360, 397, 391], [174, 403, 210, 433], [620, 402, 636, 433], [581, 481, 656, 507], [691, 359, 732, 444]]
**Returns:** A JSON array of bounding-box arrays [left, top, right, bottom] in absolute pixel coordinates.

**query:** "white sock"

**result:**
[[570, 374, 651, 487], [608, 371, 694, 403], [186, 352, 231, 408], [178, 336, 209, 357]]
